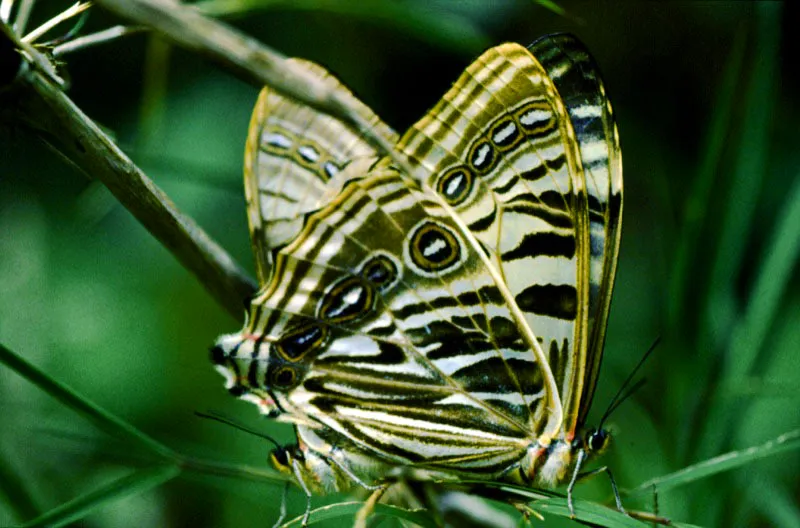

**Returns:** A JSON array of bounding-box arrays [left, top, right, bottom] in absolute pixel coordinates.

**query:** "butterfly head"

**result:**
[[582, 427, 611, 455]]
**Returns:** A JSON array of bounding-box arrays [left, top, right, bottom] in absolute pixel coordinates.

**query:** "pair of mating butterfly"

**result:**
[[211, 33, 624, 524]]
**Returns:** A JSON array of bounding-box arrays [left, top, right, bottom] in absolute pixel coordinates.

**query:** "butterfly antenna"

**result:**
[[600, 377, 647, 427], [194, 410, 281, 450], [599, 337, 661, 428]]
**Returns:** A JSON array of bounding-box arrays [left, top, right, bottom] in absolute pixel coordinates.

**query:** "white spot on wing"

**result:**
[[520, 109, 551, 126], [473, 143, 491, 166], [298, 145, 320, 162], [264, 132, 292, 149], [493, 121, 517, 143], [446, 174, 464, 196], [323, 161, 339, 177], [317, 335, 381, 359], [572, 104, 602, 119], [423, 237, 447, 258]]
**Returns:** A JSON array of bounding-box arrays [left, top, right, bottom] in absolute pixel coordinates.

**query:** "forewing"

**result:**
[[529, 35, 622, 429], [243, 58, 398, 281], [395, 42, 592, 440]]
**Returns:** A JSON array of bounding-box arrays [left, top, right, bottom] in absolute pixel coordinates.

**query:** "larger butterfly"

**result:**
[[212, 33, 622, 522]]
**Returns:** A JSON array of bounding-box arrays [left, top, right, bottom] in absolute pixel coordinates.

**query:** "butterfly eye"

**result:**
[[270, 447, 289, 468], [587, 430, 609, 453], [272, 366, 297, 388]]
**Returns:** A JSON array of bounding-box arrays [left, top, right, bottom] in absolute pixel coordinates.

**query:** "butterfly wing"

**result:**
[[235, 158, 546, 475], [528, 35, 622, 430], [244, 58, 398, 281], [220, 36, 620, 479], [396, 40, 599, 441]]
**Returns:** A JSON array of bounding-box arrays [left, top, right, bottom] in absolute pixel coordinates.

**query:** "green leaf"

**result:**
[[195, 0, 491, 55], [280, 501, 440, 528], [724, 172, 800, 383], [0, 343, 176, 459], [532, 0, 566, 17], [19, 465, 181, 528], [533, 497, 648, 527], [668, 29, 746, 327], [630, 428, 800, 496]]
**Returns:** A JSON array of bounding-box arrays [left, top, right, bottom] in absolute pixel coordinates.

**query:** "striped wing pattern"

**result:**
[[231, 160, 543, 474], [528, 35, 622, 428], [243, 59, 397, 281], [214, 34, 621, 485], [396, 37, 621, 437]]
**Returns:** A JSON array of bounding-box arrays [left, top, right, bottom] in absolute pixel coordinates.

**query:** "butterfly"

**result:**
[[211, 33, 622, 524]]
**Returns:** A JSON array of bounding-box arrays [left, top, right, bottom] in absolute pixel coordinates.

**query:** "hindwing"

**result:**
[[243, 58, 398, 281], [239, 161, 547, 474]]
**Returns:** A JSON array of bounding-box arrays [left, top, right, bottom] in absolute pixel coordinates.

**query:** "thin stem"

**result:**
[[12, 0, 34, 33], [1, 25, 256, 319], [0, 0, 13, 24], [22, 1, 90, 43], [53, 24, 146, 56]]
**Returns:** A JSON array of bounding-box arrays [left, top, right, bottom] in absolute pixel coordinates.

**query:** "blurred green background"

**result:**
[[1, 1, 798, 526]]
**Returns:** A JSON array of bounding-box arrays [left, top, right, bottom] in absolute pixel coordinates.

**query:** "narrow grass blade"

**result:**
[[532, 0, 566, 17], [724, 172, 800, 382], [196, 0, 490, 55], [0, 343, 175, 459], [138, 33, 172, 149], [750, 477, 800, 528], [442, 481, 647, 527], [692, 1, 783, 466], [704, 2, 781, 346], [0, 456, 40, 522], [533, 497, 648, 527], [179, 455, 290, 485], [667, 30, 746, 327], [19, 465, 181, 528], [630, 428, 800, 496], [280, 501, 440, 528]]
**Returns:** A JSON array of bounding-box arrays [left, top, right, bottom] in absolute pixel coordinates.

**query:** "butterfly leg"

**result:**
[[567, 459, 626, 518], [567, 450, 628, 519], [271, 481, 290, 528], [566, 447, 585, 517], [290, 458, 314, 527]]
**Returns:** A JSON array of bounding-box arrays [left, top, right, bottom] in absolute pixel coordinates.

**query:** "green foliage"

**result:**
[[1, 1, 798, 527]]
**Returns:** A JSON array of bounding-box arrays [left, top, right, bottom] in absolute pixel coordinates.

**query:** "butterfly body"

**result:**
[[212, 33, 621, 511]]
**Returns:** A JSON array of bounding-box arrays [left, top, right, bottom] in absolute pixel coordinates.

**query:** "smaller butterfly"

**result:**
[[212, 33, 623, 525]]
